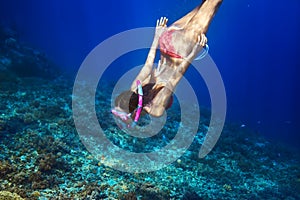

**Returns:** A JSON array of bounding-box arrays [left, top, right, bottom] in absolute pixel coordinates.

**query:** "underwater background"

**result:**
[[0, 0, 299, 199]]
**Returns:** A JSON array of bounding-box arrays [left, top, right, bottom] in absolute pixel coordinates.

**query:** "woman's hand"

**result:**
[[155, 17, 168, 39], [197, 33, 207, 47], [188, 34, 209, 61]]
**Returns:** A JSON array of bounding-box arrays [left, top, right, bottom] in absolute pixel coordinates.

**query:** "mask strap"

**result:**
[[194, 44, 209, 61]]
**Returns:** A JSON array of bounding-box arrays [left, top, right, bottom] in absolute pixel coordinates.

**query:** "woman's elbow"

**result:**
[[144, 105, 165, 117]]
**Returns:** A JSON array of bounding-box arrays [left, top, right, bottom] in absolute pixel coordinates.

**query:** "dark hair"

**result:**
[[114, 83, 163, 117]]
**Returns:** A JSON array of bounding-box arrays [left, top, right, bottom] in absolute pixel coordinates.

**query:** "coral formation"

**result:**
[[0, 191, 25, 200]]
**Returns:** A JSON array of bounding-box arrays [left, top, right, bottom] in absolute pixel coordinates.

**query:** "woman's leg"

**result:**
[[171, 0, 221, 33], [171, 4, 202, 29], [184, 0, 223, 39]]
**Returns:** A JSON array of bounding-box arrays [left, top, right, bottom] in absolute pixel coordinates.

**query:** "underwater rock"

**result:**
[[0, 26, 18, 41], [0, 191, 25, 200], [8, 51, 60, 79], [0, 26, 61, 80], [0, 57, 11, 69]]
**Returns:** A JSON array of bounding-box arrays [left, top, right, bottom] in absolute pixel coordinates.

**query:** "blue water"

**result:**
[[1, 0, 300, 198]]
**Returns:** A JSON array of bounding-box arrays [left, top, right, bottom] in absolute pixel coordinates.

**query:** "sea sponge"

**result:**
[[0, 191, 25, 200]]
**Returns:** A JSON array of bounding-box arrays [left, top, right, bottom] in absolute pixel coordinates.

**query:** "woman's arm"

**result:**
[[130, 17, 168, 91]]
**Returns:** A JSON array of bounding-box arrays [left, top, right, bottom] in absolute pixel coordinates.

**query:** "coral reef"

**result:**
[[0, 74, 299, 199], [0, 191, 25, 200]]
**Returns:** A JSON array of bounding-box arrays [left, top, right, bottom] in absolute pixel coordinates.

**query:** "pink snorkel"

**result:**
[[111, 80, 143, 129], [133, 80, 143, 125]]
